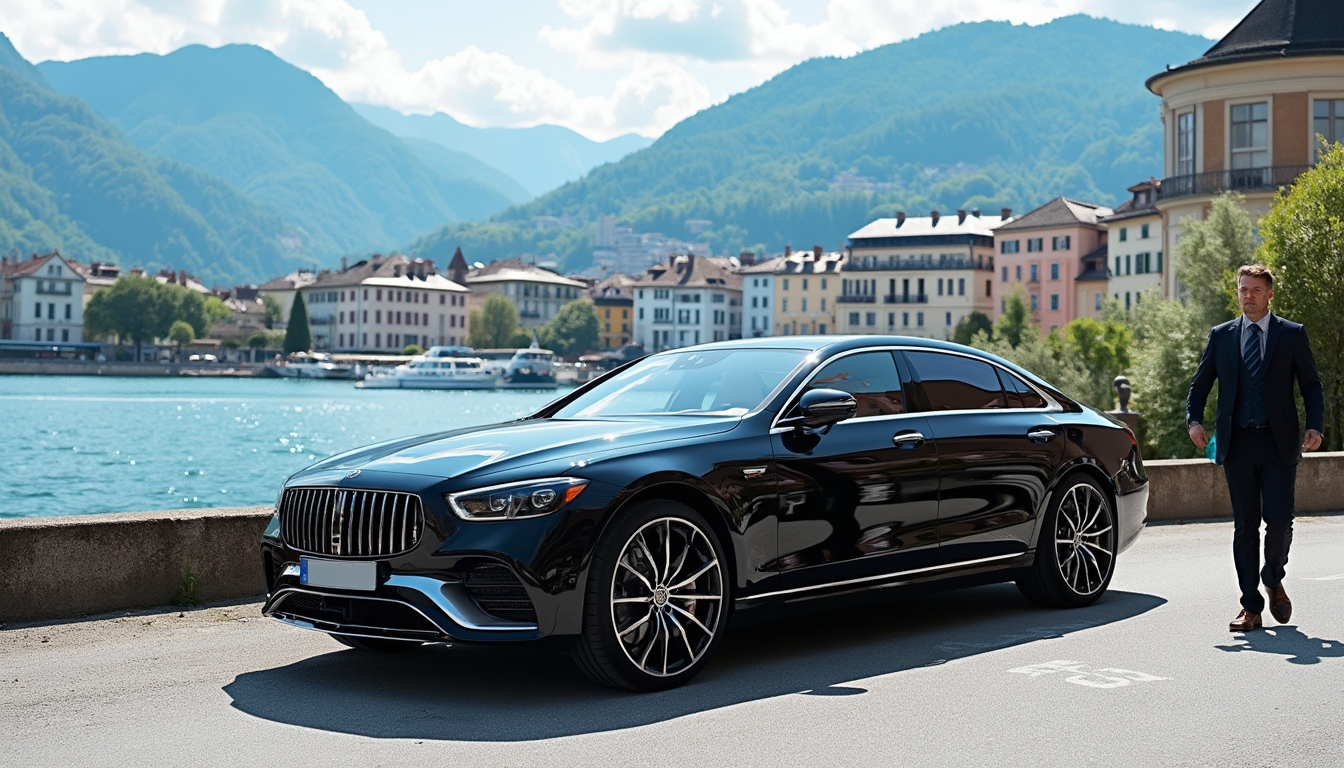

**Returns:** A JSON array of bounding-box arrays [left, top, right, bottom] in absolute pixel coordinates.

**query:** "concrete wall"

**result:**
[[0, 360, 262, 376], [2, 452, 1342, 624]]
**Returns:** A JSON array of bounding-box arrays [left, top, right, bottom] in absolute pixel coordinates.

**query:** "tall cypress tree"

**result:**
[[283, 291, 313, 354]]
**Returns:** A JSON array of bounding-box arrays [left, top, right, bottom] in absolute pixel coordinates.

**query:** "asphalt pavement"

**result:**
[[4, 515, 1344, 768]]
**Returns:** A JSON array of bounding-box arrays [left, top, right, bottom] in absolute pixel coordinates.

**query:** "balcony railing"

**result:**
[[836, 294, 876, 303], [884, 294, 929, 304], [1161, 165, 1311, 201], [843, 256, 992, 272], [36, 283, 74, 296]]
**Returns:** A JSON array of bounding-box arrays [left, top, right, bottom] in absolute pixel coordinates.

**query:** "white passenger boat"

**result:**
[[475, 345, 559, 389], [356, 356, 499, 389], [266, 352, 355, 379]]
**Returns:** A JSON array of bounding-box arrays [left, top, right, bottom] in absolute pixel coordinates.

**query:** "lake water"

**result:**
[[0, 376, 561, 520]]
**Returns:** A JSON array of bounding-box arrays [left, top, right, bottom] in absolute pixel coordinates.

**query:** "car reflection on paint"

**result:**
[[259, 336, 1148, 690]]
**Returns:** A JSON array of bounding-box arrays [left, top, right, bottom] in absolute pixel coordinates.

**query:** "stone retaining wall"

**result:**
[[2, 452, 1342, 624]]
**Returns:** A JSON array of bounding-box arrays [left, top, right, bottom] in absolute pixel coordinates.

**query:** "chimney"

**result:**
[[930, 210, 940, 226], [684, 253, 695, 272], [784, 245, 792, 256], [972, 208, 981, 218], [957, 209, 967, 225], [813, 245, 823, 259], [739, 251, 755, 266], [895, 211, 906, 227], [179, 269, 188, 286], [1000, 208, 1012, 220], [669, 254, 677, 267], [341, 256, 348, 272], [371, 253, 384, 265]]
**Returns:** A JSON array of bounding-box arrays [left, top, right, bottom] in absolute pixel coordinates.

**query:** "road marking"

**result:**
[[1305, 574, 1344, 581], [1009, 660, 1169, 689]]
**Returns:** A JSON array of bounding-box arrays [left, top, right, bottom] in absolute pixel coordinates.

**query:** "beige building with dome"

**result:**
[[1148, 0, 1344, 290]]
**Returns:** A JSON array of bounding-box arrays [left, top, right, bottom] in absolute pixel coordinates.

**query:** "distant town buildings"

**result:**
[[592, 215, 708, 276], [774, 246, 845, 336], [841, 210, 998, 338], [465, 258, 589, 329], [0, 251, 87, 344], [1102, 180, 1166, 310], [739, 253, 780, 338], [632, 254, 742, 352], [589, 273, 639, 349], [300, 254, 470, 352], [256, 269, 317, 329], [993, 199, 1111, 332]]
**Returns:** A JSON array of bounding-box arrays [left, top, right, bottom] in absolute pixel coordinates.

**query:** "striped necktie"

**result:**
[[1245, 322, 1263, 381]]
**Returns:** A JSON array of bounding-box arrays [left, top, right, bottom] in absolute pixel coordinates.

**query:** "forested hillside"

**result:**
[[0, 35, 305, 285], [355, 104, 651, 197], [412, 16, 1210, 272], [40, 45, 529, 258]]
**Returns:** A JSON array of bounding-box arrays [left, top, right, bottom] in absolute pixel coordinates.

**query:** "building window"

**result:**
[[1095, 293, 1103, 311], [958, 278, 965, 296], [1030, 294, 1039, 311], [801, 298, 808, 312], [1119, 228, 1127, 242], [1000, 240, 1020, 254], [1314, 99, 1344, 160], [781, 298, 788, 312], [1125, 292, 1132, 310], [916, 312, 924, 327], [1050, 263, 1059, 280], [34, 302, 40, 318], [946, 311, 952, 326], [1051, 236, 1071, 251], [1140, 224, 1150, 239], [782, 279, 789, 291], [937, 279, 944, 296], [1157, 252, 1163, 273], [1027, 238, 1043, 252], [1015, 265, 1022, 281], [1029, 264, 1038, 282], [1177, 111, 1196, 176], [1231, 102, 1269, 170], [821, 279, 827, 290], [1050, 294, 1059, 311], [985, 280, 991, 297], [849, 312, 860, 325], [64, 304, 71, 319], [1001, 266, 1008, 282], [802, 278, 808, 291], [820, 298, 827, 311]]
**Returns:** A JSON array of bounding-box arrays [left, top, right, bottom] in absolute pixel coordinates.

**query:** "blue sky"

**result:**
[[0, 0, 1257, 141]]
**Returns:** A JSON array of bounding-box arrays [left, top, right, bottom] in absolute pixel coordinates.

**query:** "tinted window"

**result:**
[[996, 367, 1047, 409], [905, 351, 1006, 411], [802, 351, 904, 418]]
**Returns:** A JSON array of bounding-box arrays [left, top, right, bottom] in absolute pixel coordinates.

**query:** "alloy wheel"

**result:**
[[609, 517, 724, 678], [1053, 483, 1115, 596]]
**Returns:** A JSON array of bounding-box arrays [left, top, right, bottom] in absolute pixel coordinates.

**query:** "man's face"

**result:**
[[1238, 274, 1273, 318]]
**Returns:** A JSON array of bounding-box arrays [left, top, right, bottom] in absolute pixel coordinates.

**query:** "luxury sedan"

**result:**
[[259, 336, 1148, 690]]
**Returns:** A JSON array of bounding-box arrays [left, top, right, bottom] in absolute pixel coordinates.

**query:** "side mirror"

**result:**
[[780, 388, 858, 433]]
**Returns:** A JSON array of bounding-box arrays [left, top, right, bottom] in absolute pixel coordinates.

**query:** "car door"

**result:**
[[770, 349, 942, 590], [901, 350, 1064, 563]]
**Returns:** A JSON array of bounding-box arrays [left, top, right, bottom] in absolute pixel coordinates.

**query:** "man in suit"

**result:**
[[1187, 264, 1324, 632]]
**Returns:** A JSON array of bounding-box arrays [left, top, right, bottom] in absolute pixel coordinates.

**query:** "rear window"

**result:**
[[905, 351, 1006, 411], [996, 367, 1047, 409]]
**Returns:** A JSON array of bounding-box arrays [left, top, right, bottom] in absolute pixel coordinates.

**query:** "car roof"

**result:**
[[689, 335, 990, 357]]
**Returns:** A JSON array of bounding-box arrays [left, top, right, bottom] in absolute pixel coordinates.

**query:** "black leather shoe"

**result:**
[[1268, 584, 1292, 624]]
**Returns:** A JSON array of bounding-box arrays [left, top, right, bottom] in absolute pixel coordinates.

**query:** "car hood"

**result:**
[[292, 417, 740, 483]]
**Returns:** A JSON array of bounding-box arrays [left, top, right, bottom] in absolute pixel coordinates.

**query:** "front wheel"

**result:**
[[1017, 475, 1117, 608], [574, 500, 728, 691]]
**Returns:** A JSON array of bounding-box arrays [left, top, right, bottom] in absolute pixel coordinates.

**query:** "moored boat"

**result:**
[[266, 352, 354, 379], [356, 355, 499, 389], [474, 345, 559, 389]]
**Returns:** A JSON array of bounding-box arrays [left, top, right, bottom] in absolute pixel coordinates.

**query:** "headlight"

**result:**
[[446, 477, 589, 521]]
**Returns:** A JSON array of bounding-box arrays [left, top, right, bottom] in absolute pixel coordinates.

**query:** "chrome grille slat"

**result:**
[[279, 487, 423, 558]]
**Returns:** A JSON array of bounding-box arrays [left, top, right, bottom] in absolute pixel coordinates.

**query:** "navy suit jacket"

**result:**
[[1186, 314, 1324, 466]]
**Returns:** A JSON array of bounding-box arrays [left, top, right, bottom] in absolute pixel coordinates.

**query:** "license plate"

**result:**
[[300, 557, 377, 591]]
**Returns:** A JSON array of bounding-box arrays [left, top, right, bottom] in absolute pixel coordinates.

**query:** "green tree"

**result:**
[[283, 291, 312, 354], [261, 294, 283, 329], [168, 320, 194, 361], [246, 332, 272, 349], [83, 275, 173, 360], [1129, 289, 1207, 459], [1174, 191, 1258, 328], [403, 344, 424, 356], [1058, 316, 1133, 410], [993, 286, 1031, 348], [468, 293, 522, 349], [951, 311, 993, 346], [1259, 139, 1344, 451], [538, 299, 600, 356]]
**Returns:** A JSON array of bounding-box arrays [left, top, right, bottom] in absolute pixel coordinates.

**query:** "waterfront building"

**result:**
[[465, 258, 589, 329], [993, 199, 1111, 331], [632, 254, 742, 352], [68, 261, 119, 306], [300, 255, 470, 352], [842, 211, 998, 338], [740, 253, 782, 338], [590, 273, 639, 350], [774, 246, 844, 336], [1102, 179, 1166, 311], [257, 269, 317, 329], [1147, 0, 1344, 287], [0, 251, 87, 344]]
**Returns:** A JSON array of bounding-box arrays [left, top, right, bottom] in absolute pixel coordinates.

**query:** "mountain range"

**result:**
[[410, 16, 1211, 273]]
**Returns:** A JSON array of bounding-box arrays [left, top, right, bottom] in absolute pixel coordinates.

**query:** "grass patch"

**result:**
[[174, 569, 203, 607]]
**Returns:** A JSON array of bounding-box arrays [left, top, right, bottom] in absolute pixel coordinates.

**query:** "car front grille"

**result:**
[[279, 487, 424, 557], [464, 563, 537, 623], [273, 591, 441, 635]]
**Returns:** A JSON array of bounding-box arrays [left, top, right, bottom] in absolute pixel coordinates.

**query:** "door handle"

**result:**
[[1027, 429, 1057, 442], [893, 430, 926, 448]]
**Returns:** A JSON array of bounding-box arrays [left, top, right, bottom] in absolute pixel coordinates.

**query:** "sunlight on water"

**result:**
[[0, 377, 561, 519]]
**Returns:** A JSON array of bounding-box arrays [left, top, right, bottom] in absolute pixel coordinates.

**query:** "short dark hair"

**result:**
[[1237, 264, 1274, 288]]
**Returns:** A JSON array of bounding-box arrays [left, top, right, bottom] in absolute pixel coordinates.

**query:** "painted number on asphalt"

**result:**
[[1008, 660, 1169, 689]]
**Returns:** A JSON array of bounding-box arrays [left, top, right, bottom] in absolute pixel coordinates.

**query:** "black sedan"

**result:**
[[259, 336, 1148, 690]]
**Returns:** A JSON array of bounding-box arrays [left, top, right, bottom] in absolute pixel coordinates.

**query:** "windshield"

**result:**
[[552, 348, 809, 419]]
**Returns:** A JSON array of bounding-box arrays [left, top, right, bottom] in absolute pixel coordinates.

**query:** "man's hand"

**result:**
[[1189, 423, 1209, 450], [1303, 429, 1324, 452]]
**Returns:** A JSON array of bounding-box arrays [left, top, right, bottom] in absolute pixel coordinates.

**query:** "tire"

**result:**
[[574, 499, 729, 691], [331, 634, 422, 652], [1017, 474, 1118, 609]]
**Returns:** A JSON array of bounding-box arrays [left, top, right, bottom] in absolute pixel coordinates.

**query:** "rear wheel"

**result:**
[[331, 634, 422, 652], [1017, 474, 1117, 608], [574, 499, 728, 691]]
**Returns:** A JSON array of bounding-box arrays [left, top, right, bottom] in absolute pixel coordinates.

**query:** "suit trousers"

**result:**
[[1223, 426, 1296, 613]]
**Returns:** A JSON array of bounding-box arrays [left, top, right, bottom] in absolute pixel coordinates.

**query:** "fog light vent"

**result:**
[[464, 564, 537, 623]]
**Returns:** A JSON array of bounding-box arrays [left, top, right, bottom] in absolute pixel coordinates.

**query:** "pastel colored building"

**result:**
[[1102, 179, 1167, 311], [0, 251, 86, 344], [300, 255, 470, 352], [740, 254, 781, 338], [632, 254, 742, 352], [774, 246, 844, 336], [992, 198, 1111, 332]]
